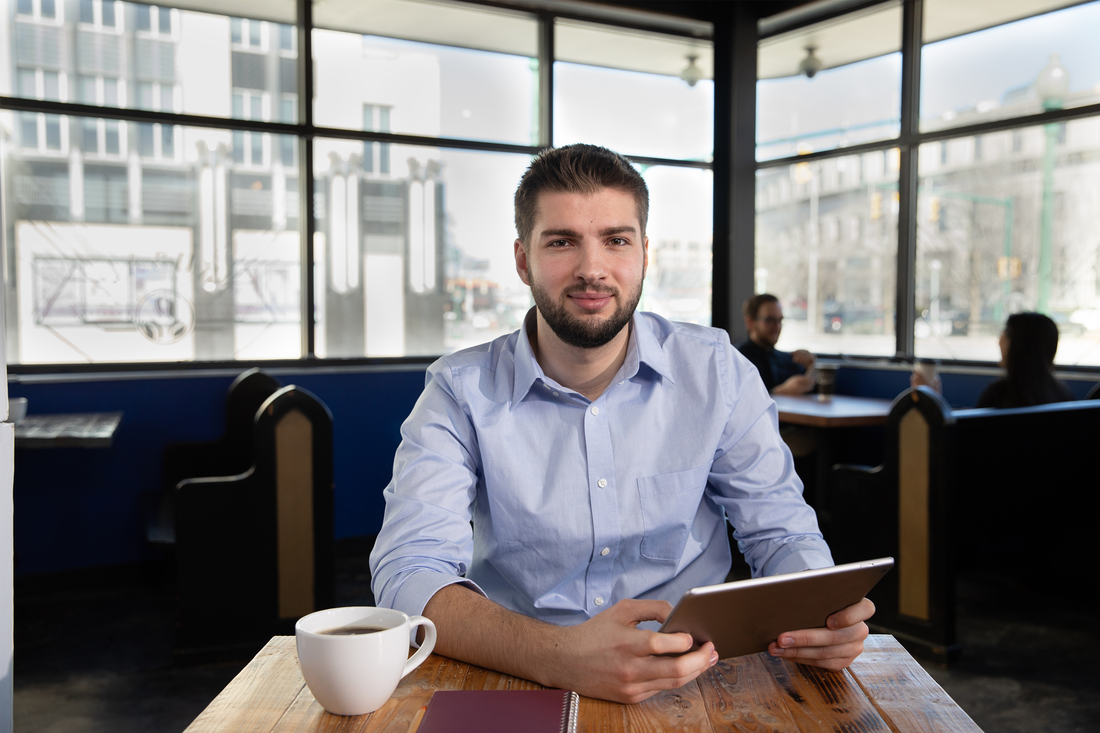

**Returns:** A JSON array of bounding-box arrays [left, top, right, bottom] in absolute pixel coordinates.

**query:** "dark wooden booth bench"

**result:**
[[830, 387, 1100, 663]]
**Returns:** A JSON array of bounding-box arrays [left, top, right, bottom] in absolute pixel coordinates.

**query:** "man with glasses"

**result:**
[[737, 294, 816, 395]]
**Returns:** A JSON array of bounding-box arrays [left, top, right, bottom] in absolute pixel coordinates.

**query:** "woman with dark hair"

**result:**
[[976, 312, 1074, 408]]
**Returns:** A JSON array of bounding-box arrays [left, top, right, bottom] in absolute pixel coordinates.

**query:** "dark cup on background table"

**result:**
[[815, 364, 837, 401]]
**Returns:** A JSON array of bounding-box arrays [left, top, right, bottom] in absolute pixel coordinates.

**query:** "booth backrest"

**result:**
[[173, 384, 335, 663], [830, 388, 1100, 662]]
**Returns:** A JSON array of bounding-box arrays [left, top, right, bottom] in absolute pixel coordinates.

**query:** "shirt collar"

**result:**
[[511, 310, 675, 406]]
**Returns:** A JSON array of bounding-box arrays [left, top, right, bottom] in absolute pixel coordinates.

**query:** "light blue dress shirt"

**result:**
[[369, 311, 833, 629]]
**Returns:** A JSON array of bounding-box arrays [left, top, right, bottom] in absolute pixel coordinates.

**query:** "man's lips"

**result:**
[[568, 292, 614, 311]]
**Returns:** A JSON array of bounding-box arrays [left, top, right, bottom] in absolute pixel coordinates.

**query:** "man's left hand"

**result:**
[[791, 349, 816, 369], [767, 597, 874, 671]]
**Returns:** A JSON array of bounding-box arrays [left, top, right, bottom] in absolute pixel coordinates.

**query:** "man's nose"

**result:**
[[574, 244, 608, 282]]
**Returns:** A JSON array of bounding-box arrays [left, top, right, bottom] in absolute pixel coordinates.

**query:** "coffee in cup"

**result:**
[[296, 606, 437, 716]]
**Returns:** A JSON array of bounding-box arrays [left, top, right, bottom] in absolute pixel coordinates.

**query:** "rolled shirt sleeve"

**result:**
[[369, 360, 488, 619]]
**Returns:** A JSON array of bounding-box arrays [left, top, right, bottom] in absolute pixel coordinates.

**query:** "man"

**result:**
[[737, 294, 816, 395], [369, 144, 873, 704]]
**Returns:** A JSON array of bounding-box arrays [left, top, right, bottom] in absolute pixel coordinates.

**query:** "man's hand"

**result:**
[[550, 599, 718, 704], [422, 585, 716, 705], [773, 373, 815, 395], [791, 349, 816, 370], [767, 597, 874, 671]]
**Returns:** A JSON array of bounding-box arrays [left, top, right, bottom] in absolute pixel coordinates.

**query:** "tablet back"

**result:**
[[659, 558, 894, 660]]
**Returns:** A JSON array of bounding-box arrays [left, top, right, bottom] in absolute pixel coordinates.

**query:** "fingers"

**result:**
[[630, 642, 717, 700], [644, 630, 695, 656], [828, 597, 876, 629]]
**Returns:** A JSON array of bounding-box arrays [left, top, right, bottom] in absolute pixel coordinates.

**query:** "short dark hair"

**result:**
[[1003, 312, 1063, 407], [743, 293, 780, 320], [514, 144, 649, 246]]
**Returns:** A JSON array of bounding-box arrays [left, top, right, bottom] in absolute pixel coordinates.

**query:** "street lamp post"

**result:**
[[1035, 53, 1070, 314]]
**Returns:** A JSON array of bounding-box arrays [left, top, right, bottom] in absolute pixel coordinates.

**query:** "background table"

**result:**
[[13, 412, 122, 449], [184, 635, 981, 732], [773, 394, 893, 427]]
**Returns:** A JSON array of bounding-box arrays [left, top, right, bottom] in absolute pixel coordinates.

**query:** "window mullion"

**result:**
[[895, 0, 924, 359]]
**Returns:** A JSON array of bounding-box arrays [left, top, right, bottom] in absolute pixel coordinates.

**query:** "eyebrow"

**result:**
[[538, 226, 638, 238]]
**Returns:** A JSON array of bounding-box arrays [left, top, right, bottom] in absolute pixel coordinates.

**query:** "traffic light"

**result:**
[[870, 191, 883, 220], [929, 197, 940, 222]]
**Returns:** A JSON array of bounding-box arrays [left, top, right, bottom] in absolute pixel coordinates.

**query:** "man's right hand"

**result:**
[[422, 586, 716, 704], [548, 599, 718, 704], [773, 374, 815, 395]]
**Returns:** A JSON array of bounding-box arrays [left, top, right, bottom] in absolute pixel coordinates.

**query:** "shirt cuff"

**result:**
[[761, 540, 834, 577], [391, 570, 487, 646]]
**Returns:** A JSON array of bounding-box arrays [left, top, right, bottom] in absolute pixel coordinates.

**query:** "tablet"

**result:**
[[658, 557, 894, 660]]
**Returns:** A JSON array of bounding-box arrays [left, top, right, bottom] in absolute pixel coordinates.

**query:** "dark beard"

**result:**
[[529, 276, 642, 349]]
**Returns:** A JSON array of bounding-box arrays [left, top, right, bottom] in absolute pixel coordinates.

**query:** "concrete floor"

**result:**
[[13, 544, 1100, 733]]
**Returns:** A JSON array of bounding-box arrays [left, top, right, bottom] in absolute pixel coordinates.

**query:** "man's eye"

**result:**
[[548, 239, 570, 247], [609, 238, 629, 246]]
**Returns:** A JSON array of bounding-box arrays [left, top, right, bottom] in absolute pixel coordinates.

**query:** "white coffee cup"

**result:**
[[295, 606, 437, 716]]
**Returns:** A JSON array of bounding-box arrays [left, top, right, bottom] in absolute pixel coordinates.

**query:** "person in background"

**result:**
[[975, 312, 1073, 409], [737, 294, 816, 395]]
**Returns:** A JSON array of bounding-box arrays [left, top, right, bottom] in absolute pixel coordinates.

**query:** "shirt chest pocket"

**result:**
[[637, 464, 711, 562]]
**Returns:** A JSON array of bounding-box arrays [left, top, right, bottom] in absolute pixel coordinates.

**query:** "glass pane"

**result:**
[[921, 1, 1100, 132], [757, 2, 901, 161], [755, 151, 899, 357], [554, 20, 714, 161], [313, 29, 537, 146], [313, 0, 537, 57], [1, 111, 302, 364], [639, 166, 713, 326], [1, 2, 295, 119], [313, 140, 533, 357], [914, 118, 1100, 366]]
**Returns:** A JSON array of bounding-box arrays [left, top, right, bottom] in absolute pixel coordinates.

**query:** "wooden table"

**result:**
[[13, 412, 122, 449], [773, 394, 894, 427], [184, 635, 981, 732]]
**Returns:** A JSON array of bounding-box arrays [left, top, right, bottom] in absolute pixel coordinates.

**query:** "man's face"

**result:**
[[748, 302, 784, 349], [514, 188, 648, 349]]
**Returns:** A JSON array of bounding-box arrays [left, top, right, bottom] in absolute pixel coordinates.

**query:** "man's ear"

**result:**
[[514, 239, 531, 286], [642, 236, 649, 279]]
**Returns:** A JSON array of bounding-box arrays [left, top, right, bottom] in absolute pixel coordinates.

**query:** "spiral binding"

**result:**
[[562, 691, 580, 733]]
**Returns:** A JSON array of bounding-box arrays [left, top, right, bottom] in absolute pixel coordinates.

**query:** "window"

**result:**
[[756, 154, 898, 357], [757, 3, 902, 161], [314, 3, 538, 146], [2, 0, 712, 365], [135, 4, 173, 37], [554, 19, 714, 162], [79, 0, 119, 29], [756, 0, 1100, 366], [16, 0, 60, 22], [231, 17, 266, 51]]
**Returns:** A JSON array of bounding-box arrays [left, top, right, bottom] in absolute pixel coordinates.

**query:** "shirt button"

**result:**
[[591, 406, 599, 415], [594, 597, 604, 606], [600, 547, 610, 556], [597, 478, 607, 488], [552, 391, 559, 397]]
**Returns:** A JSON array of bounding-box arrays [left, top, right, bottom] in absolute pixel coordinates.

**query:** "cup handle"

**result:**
[[403, 616, 437, 678]]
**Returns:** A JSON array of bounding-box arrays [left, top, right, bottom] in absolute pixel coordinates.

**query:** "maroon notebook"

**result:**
[[415, 689, 579, 733]]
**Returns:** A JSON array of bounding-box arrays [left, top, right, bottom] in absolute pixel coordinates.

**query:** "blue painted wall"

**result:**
[[836, 364, 1097, 407], [9, 368, 427, 576]]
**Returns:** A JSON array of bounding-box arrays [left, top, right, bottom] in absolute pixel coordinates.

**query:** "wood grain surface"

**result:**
[[184, 635, 982, 733]]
